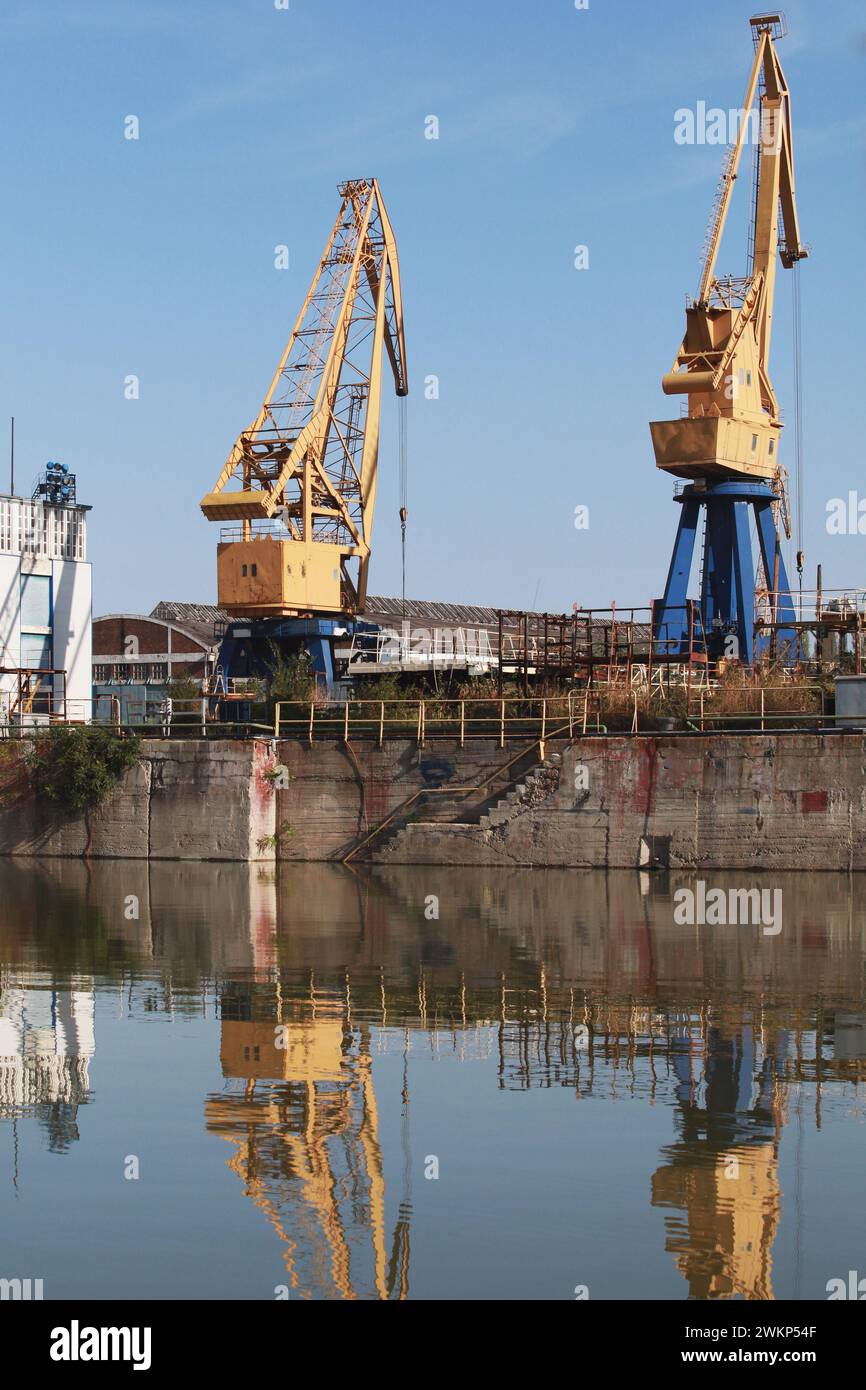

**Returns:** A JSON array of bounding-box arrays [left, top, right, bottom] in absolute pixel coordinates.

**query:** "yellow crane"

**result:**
[[201, 179, 408, 622], [650, 13, 808, 665]]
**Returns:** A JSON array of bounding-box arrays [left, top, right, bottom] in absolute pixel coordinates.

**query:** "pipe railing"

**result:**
[[694, 684, 828, 732], [0, 685, 840, 741], [276, 685, 834, 743], [275, 696, 583, 747]]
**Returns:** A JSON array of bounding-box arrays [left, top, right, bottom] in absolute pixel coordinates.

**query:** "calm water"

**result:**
[[0, 859, 864, 1301]]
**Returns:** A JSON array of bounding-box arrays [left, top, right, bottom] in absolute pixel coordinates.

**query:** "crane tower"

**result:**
[[651, 14, 808, 665], [201, 178, 407, 688]]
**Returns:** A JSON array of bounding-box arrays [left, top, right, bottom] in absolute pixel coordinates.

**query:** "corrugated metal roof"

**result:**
[[150, 597, 547, 633], [152, 601, 227, 624], [150, 601, 227, 645], [364, 596, 506, 627]]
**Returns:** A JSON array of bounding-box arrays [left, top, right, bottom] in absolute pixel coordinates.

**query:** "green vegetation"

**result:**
[[351, 670, 414, 703], [0, 743, 21, 772], [27, 727, 141, 813], [164, 674, 202, 702], [263, 765, 291, 788], [266, 648, 318, 705], [0, 742, 28, 805], [261, 648, 319, 729], [256, 819, 293, 854]]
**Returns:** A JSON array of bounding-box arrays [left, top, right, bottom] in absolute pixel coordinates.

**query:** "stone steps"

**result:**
[[478, 753, 561, 830], [370, 750, 562, 859]]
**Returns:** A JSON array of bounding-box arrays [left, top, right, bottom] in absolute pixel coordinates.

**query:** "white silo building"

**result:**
[[0, 465, 92, 727]]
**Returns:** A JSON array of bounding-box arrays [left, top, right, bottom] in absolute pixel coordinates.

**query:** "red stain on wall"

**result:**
[[253, 743, 277, 812], [637, 739, 660, 812], [800, 790, 828, 813], [365, 779, 391, 820]]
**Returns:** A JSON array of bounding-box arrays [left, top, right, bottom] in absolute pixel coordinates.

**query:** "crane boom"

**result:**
[[651, 13, 807, 486], [201, 178, 407, 617]]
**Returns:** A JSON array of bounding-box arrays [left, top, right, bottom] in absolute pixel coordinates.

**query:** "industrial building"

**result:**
[[92, 604, 220, 686], [0, 467, 92, 728], [91, 596, 505, 713], [91, 603, 220, 724]]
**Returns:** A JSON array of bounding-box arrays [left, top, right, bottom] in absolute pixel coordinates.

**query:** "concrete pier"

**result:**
[[1, 732, 864, 868]]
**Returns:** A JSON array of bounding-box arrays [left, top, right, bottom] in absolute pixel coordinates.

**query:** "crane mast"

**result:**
[[201, 178, 407, 620], [650, 13, 807, 666]]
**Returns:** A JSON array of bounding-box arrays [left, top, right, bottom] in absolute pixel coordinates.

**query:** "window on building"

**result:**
[[21, 633, 52, 669], [242, 564, 248, 577], [20, 631, 53, 712], [751, 434, 758, 451], [768, 439, 775, 455], [251, 564, 257, 577], [21, 573, 52, 629], [20, 574, 53, 695]]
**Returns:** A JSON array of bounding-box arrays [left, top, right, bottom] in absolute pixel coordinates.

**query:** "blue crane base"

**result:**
[[653, 480, 798, 665], [214, 616, 354, 698]]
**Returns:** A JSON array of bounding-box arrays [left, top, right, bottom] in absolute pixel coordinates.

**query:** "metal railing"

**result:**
[[692, 684, 829, 732], [218, 521, 287, 543], [275, 685, 840, 744], [0, 684, 842, 742], [0, 692, 273, 740], [274, 694, 606, 747]]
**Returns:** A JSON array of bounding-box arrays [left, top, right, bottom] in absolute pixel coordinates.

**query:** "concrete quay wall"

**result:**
[[0, 733, 863, 868], [367, 734, 866, 871], [0, 739, 277, 861]]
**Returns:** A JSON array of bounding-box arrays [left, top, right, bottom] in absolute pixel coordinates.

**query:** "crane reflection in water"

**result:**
[[205, 980, 412, 1300], [2, 859, 864, 1300], [197, 862, 866, 1302]]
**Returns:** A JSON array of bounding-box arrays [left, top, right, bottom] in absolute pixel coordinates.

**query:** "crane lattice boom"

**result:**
[[201, 177, 407, 617]]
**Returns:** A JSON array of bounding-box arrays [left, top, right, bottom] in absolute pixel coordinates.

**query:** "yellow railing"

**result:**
[[693, 684, 827, 732], [275, 685, 831, 743], [274, 695, 593, 747]]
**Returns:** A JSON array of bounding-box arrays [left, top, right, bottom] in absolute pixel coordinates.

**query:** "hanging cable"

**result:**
[[398, 395, 408, 617], [792, 259, 805, 616]]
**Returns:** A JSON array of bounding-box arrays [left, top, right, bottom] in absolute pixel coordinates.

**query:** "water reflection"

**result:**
[[0, 860, 864, 1300], [653, 1024, 786, 1299], [207, 991, 397, 1300], [0, 982, 94, 1153]]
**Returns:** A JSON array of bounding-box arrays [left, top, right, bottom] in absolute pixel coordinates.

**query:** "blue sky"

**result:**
[[1, 0, 864, 616]]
